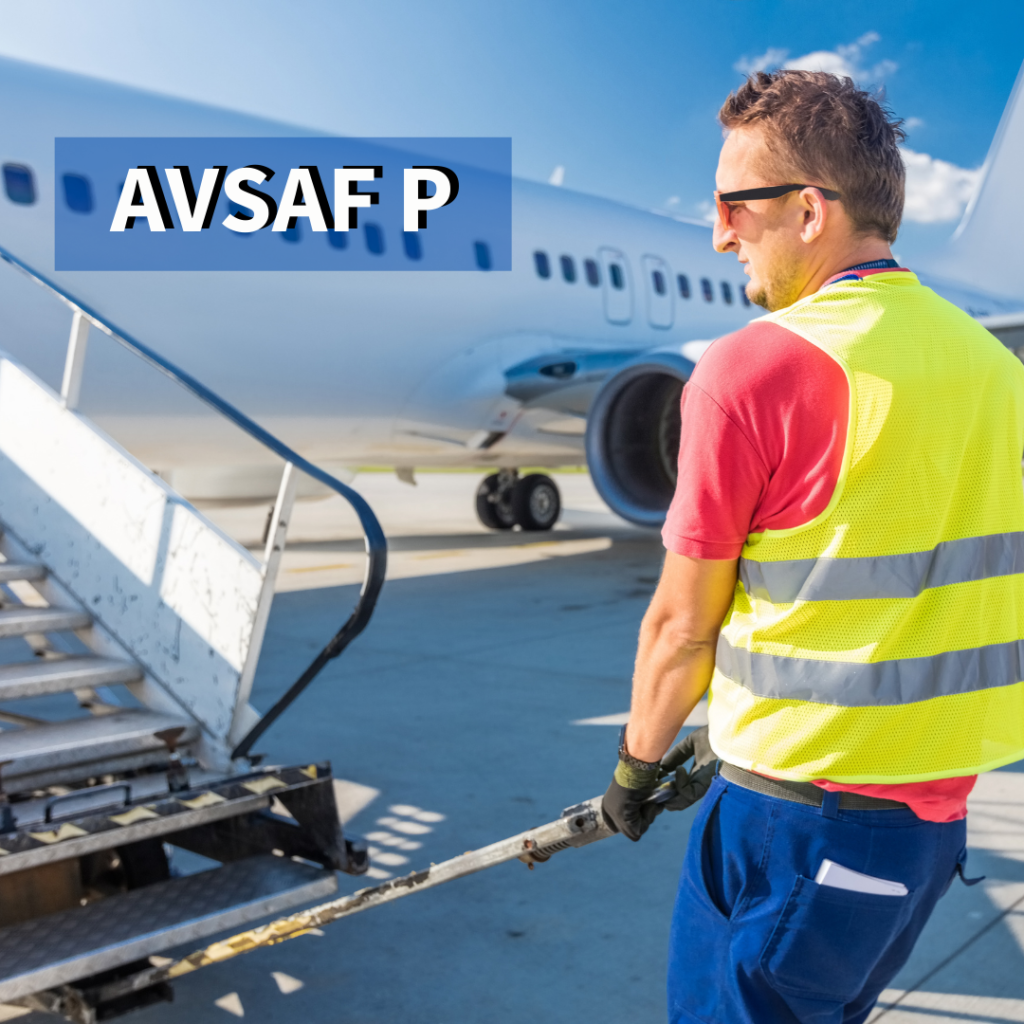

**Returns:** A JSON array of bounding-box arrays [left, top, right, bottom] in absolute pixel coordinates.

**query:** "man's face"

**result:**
[[713, 127, 806, 312]]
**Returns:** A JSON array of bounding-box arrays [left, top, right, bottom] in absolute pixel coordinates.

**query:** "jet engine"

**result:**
[[584, 350, 695, 527]]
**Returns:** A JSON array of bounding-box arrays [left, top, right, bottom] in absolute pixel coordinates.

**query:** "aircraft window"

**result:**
[[739, 285, 751, 307], [3, 164, 35, 205], [609, 263, 625, 290], [403, 231, 422, 260], [652, 269, 666, 295], [721, 281, 733, 304], [63, 173, 93, 213], [677, 274, 691, 299], [475, 241, 491, 270], [534, 251, 550, 278], [282, 222, 301, 243], [584, 258, 600, 286], [560, 255, 576, 283], [701, 277, 713, 302], [365, 222, 385, 254], [328, 229, 348, 249]]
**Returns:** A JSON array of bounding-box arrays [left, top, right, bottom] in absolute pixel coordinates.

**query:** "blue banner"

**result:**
[[55, 137, 511, 271]]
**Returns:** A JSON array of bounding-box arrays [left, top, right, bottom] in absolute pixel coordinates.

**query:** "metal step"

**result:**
[[0, 710, 198, 791], [0, 606, 91, 639], [0, 563, 46, 584], [0, 763, 327, 875], [0, 656, 142, 700], [6, 765, 227, 831], [0, 855, 338, 1002]]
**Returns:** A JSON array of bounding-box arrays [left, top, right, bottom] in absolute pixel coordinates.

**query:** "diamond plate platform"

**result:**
[[0, 855, 337, 1002]]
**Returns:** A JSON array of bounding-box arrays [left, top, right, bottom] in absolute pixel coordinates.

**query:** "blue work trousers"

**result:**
[[668, 773, 969, 1024]]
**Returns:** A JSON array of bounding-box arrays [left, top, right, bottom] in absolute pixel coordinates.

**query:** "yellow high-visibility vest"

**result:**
[[709, 271, 1024, 783]]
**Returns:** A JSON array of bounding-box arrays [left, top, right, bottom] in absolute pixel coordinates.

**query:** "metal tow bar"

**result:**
[[91, 795, 616, 1005]]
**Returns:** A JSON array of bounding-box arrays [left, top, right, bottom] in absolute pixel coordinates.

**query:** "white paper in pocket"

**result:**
[[814, 858, 908, 897]]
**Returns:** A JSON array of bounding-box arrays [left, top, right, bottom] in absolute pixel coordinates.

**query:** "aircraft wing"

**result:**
[[981, 312, 1024, 353]]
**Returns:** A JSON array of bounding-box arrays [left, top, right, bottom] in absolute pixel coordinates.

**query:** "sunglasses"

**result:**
[[714, 184, 841, 230]]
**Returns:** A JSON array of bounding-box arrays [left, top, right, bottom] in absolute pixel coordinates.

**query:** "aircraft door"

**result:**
[[641, 255, 674, 329], [598, 247, 633, 325]]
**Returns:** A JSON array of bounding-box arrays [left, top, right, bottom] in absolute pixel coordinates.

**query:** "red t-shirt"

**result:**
[[662, 273, 974, 823]]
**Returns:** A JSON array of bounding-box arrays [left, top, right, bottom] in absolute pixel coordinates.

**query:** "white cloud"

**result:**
[[695, 199, 718, 224], [904, 116, 925, 131], [734, 32, 897, 86], [786, 32, 896, 84], [734, 47, 789, 76], [901, 148, 981, 223], [548, 165, 565, 187]]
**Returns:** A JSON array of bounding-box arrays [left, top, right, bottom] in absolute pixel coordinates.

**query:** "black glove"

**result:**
[[655, 726, 717, 811], [602, 771, 661, 842]]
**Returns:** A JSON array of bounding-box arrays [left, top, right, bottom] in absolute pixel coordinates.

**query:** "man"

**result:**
[[602, 70, 1024, 1024]]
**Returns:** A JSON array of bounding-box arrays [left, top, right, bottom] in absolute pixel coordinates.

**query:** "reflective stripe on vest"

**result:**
[[716, 633, 1024, 704], [708, 271, 1024, 784], [739, 530, 1024, 603]]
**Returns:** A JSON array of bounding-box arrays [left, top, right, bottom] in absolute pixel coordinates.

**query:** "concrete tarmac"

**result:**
[[20, 472, 1024, 1023]]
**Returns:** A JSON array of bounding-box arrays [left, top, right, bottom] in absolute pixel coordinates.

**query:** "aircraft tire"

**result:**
[[476, 473, 517, 530], [512, 473, 561, 531]]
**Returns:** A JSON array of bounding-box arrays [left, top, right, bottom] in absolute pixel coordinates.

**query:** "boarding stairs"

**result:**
[[0, 327, 298, 793], [0, 247, 386, 1020]]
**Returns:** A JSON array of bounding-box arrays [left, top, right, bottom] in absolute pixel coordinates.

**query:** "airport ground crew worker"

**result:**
[[602, 69, 1024, 1024]]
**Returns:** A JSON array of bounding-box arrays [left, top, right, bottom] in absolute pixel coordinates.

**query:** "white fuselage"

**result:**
[[0, 56, 1019, 493]]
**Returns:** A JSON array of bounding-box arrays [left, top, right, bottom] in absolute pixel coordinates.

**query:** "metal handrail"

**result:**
[[0, 243, 387, 760]]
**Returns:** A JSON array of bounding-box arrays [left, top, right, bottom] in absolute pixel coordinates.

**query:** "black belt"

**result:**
[[720, 762, 908, 811]]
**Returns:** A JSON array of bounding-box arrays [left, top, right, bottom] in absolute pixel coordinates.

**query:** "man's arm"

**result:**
[[625, 551, 739, 763], [602, 323, 846, 841], [602, 551, 737, 840]]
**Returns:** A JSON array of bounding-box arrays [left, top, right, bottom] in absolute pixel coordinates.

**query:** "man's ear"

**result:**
[[798, 187, 829, 243]]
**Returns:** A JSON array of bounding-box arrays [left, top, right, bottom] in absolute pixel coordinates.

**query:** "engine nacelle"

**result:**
[[585, 350, 696, 527]]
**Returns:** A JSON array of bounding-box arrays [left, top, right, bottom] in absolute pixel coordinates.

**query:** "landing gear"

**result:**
[[475, 469, 518, 530], [475, 470, 561, 532], [512, 473, 561, 530]]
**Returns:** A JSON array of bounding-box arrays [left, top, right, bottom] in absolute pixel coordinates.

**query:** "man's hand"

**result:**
[[604, 726, 720, 840], [656, 726, 717, 811], [602, 763, 661, 842]]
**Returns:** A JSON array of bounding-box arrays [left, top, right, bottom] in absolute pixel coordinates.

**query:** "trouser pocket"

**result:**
[[685, 780, 728, 918], [761, 875, 914, 1005]]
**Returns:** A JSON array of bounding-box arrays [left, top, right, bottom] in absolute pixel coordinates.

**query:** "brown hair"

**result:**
[[719, 71, 906, 243]]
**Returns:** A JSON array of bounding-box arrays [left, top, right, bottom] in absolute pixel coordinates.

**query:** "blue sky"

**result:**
[[0, 0, 1020, 263]]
